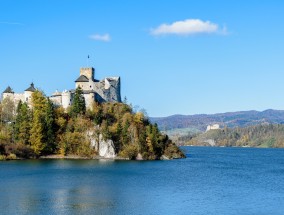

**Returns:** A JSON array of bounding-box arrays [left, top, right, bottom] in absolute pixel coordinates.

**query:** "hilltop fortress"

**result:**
[[2, 67, 121, 109]]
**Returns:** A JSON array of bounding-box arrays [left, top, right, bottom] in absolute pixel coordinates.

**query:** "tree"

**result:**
[[29, 90, 47, 155], [43, 98, 56, 154], [1, 97, 15, 123], [91, 102, 103, 125], [14, 100, 23, 140], [14, 101, 31, 145], [70, 87, 86, 117]]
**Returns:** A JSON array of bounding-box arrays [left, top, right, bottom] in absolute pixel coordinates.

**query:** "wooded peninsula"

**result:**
[[0, 88, 185, 161]]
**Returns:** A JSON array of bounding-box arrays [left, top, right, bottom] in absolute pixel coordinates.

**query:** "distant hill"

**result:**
[[150, 109, 284, 132]]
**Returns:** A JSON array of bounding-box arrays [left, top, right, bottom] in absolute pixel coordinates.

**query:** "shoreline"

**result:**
[[40, 154, 129, 160]]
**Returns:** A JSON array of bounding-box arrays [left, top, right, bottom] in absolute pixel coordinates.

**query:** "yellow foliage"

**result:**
[[119, 144, 139, 160], [134, 112, 144, 124]]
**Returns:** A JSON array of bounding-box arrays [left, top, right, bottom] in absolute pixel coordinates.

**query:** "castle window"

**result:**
[[90, 85, 91, 88]]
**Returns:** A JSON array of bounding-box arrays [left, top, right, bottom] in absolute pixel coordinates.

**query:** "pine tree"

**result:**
[[14, 100, 23, 141], [16, 102, 31, 145], [43, 98, 56, 154], [70, 87, 86, 117]]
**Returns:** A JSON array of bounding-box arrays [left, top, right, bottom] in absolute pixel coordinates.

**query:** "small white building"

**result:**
[[206, 124, 220, 132]]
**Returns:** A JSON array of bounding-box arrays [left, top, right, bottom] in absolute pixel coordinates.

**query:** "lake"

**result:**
[[0, 147, 283, 215]]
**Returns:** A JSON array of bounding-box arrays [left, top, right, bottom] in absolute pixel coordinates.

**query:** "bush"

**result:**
[[163, 141, 186, 159], [119, 144, 139, 160], [6, 153, 17, 160]]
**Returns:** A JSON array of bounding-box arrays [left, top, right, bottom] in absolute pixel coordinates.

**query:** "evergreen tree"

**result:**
[[14, 100, 23, 140], [70, 87, 86, 117], [43, 98, 56, 154], [92, 102, 103, 125], [15, 102, 31, 145]]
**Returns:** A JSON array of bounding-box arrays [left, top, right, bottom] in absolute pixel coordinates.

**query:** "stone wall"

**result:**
[[2, 67, 121, 111], [3, 93, 25, 106], [83, 92, 95, 110], [93, 77, 121, 103], [76, 81, 93, 91], [62, 91, 72, 109], [80, 68, 94, 81], [49, 95, 62, 107]]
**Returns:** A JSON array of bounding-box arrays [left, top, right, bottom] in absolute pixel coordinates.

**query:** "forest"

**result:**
[[0, 88, 185, 160], [185, 124, 284, 148]]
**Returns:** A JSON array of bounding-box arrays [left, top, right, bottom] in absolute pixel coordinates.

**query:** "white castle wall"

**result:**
[[206, 124, 220, 132], [3, 93, 26, 106], [83, 93, 95, 110], [49, 95, 62, 107], [62, 91, 72, 109], [14, 93, 25, 104], [2, 67, 121, 110], [76, 81, 93, 91], [24, 91, 33, 105]]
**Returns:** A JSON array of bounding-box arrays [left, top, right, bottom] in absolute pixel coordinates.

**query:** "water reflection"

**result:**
[[1, 148, 284, 215]]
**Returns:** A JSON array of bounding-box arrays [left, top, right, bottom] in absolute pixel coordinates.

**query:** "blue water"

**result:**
[[0, 147, 284, 215]]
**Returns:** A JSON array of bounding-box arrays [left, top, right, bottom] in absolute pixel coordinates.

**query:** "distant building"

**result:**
[[1, 67, 121, 110], [206, 124, 220, 132]]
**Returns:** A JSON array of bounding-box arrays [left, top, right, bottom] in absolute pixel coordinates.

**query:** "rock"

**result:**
[[99, 139, 116, 158], [160, 155, 170, 160], [204, 139, 216, 146], [91, 134, 117, 158], [136, 153, 143, 160]]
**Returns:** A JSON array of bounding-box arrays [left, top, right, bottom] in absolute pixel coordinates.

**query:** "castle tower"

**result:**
[[62, 90, 72, 109], [24, 83, 36, 104], [80, 67, 95, 81], [2, 86, 14, 100], [75, 67, 95, 91]]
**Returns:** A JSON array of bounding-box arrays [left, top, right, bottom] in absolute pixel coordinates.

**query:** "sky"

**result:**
[[1, 0, 284, 117]]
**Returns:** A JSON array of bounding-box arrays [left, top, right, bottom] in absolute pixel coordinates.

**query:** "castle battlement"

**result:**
[[79, 67, 95, 81]]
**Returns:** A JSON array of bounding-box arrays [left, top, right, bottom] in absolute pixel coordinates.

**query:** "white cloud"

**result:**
[[89, 33, 111, 42], [151, 19, 225, 36]]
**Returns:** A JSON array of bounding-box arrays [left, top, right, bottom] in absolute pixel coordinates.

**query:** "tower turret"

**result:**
[[62, 90, 72, 109], [24, 83, 36, 103], [80, 67, 95, 81], [2, 86, 14, 100]]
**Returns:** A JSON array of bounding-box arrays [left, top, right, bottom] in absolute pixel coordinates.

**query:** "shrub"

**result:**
[[6, 153, 17, 160], [163, 141, 186, 159], [119, 144, 139, 160]]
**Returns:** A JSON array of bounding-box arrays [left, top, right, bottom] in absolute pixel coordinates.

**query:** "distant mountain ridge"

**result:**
[[150, 109, 284, 131]]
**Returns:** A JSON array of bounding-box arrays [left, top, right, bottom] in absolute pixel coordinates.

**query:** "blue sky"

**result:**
[[1, 0, 284, 117]]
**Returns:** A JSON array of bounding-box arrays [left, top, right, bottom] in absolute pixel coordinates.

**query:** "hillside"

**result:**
[[186, 124, 284, 148], [150, 109, 284, 132]]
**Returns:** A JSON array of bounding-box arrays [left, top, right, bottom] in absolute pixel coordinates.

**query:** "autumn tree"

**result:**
[[1, 97, 15, 123], [29, 90, 48, 155]]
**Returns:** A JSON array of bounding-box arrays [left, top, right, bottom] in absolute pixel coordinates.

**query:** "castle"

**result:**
[[206, 124, 220, 132], [1, 67, 121, 109]]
